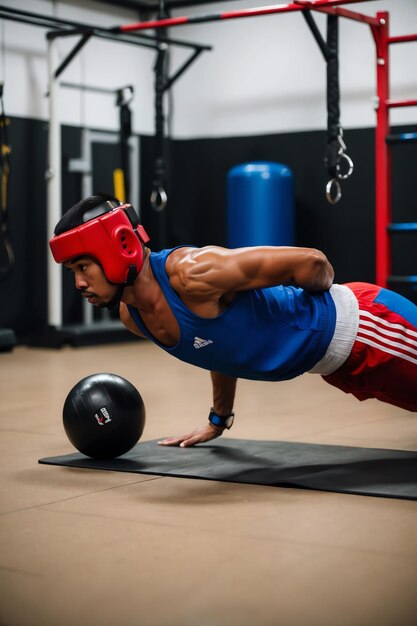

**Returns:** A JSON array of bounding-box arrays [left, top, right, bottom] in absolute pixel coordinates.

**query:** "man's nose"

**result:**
[[74, 273, 88, 290]]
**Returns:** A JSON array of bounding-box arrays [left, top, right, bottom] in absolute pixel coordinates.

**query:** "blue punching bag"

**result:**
[[227, 162, 295, 248]]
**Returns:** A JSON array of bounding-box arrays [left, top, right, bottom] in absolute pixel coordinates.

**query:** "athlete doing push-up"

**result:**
[[49, 195, 417, 447]]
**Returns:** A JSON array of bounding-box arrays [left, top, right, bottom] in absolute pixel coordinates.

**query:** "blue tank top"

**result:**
[[127, 248, 336, 381]]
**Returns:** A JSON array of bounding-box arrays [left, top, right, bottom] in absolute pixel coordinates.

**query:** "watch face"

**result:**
[[209, 411, 234, 429]]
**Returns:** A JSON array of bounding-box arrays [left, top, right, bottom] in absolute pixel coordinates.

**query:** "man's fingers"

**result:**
[[179, 437, 198, 448], [157, 435, 188, 446], [158, 426, 223, 448]]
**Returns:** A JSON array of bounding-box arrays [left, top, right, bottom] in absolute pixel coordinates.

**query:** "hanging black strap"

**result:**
[[151, 41, 168, 212], [326, 15, 340, 179], [0, 82, 14, 279], [325, 15, 354, 203], [303, 12, 354, 204], [151, 2, 169, 212], [117, 86, 134, 202]]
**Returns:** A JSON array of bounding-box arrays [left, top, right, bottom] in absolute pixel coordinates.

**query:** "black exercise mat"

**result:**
[[39, 438, 417, 501]]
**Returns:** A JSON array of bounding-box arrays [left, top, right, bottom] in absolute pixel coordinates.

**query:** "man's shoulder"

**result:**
[[164, 246, 200, 269]]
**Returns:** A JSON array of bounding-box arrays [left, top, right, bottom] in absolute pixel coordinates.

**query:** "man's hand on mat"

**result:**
[[158, 423, 224, 448]]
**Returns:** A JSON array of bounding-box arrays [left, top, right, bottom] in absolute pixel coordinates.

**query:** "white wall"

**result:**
[[2, 0, 417, 137], [169, 0, 417, 137], [3, 0, 156, 133]]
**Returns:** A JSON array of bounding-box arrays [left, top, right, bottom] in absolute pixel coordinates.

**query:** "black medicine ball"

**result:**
[[63, 373, 145, 459]]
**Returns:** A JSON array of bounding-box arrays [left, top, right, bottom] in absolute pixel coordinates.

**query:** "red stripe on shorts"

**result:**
[[322, 282, 417, 411], [357, 309, 417, 365]]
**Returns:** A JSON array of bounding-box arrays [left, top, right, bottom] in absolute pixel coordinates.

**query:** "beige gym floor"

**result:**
[[1, 340, 416, 626]]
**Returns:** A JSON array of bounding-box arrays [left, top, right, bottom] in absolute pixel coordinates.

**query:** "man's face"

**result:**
[[65, 257, 118, 308]]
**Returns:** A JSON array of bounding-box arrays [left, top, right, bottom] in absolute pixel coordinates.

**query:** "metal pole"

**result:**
[[372, 11, 390, 288], [114, 0, 374, 33], [81, 129, 94, 326], [388, 33, 417, 45], [46, 37, 63, 327], [0, 4, 210, 51], [386, 99, 417, 109]]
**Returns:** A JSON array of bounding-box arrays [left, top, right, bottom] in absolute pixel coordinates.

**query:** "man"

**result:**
[[50, 195, 417, 447]]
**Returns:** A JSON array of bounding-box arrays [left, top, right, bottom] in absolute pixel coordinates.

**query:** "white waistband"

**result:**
[[308, 284, 359, 376]]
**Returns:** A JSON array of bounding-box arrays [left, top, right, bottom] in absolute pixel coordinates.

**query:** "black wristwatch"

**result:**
[[208, 407, 235, 430]]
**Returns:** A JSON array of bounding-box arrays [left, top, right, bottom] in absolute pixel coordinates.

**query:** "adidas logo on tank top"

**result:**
[[193, 336, 213, 349]]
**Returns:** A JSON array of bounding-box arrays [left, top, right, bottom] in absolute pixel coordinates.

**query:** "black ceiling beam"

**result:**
[[165, 0, 244, 7], [97, 0, 243, 10], [0, 4, 211, 50], [96, 0, 154, 10]]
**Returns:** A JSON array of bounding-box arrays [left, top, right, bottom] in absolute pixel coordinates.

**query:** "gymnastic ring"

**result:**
[[326, 178, 341, 204], [150, 185, 168, 212], [336, 152, 354, 180]]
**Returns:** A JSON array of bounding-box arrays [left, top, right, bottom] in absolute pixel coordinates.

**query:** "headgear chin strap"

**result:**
[[49, 203, 150, 286], [100, 283, 127, 311]]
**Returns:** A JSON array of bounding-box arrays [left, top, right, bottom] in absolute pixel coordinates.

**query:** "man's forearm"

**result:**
[[210, 371, 237, 415]]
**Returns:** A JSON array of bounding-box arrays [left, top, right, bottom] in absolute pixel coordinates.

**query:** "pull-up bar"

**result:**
[[0, 4, 210, 51], [112, 0, 375, 33]]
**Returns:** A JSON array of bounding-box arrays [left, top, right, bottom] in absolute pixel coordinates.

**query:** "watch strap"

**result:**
[[208, 408, 234, 429]]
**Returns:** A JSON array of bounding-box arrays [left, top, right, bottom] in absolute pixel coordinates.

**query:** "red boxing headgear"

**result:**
[[49, 203, 150, 285]]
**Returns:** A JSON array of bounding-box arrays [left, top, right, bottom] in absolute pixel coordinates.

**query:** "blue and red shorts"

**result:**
[[323, 282, 417, 412]]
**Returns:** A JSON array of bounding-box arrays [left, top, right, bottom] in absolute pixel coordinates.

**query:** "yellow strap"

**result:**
[[113, 168, 126, 203]]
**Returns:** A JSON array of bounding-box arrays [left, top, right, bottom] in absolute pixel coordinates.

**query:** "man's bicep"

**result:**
[[169, 246, 293, 295], [217, 247, 295, 290]]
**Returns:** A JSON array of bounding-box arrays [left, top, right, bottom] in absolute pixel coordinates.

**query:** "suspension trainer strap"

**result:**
[[117, 86, 134, 202], [326, 16, 340, 179], [151, 3, 169, 213], [0, 82, 14, 279], [325, 15, 353, 204], [151, 41, 168, 212], [302, 12, 353, 204]]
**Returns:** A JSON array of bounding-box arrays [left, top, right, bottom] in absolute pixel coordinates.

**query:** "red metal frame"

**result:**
[[115, 0, 375, 33], [371, 12, 390, 287], [388, 33, 417, 45], [371, 13, 417, 287], [301, 3, 379, 25], [386, 99, 417, 109], [113, 1, 417, 289]]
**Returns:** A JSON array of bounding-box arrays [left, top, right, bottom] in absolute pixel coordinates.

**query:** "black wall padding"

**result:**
[[145, 124, 417, 301], [164, 129, 376, 284], [1, 117, 416, 342], [0, 116, 48, 338]]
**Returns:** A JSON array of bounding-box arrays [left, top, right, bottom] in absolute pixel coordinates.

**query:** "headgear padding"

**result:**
[[49, 204, 150, 285]]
